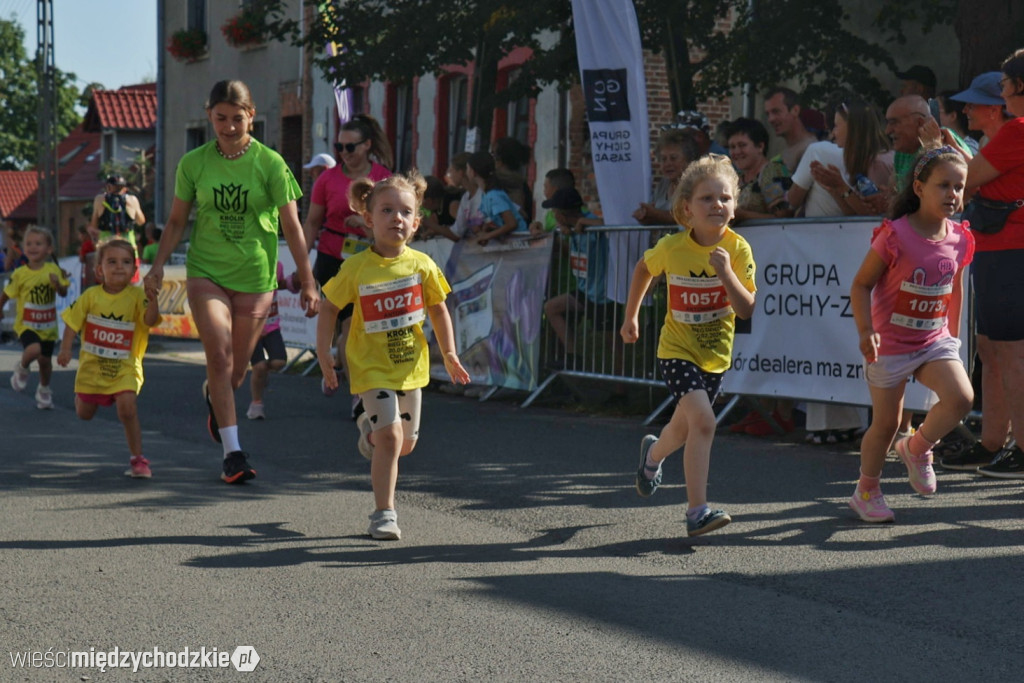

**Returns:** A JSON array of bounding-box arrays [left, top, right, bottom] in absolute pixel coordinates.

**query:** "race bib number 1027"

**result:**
[[359, 274, 426, 334]]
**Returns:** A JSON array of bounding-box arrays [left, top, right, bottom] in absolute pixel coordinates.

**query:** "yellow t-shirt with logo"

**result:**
[[60, 285, 161, 394], [644, 227, 756, 373], [3, 262, 70, 341], [322, 248, 450, 394]]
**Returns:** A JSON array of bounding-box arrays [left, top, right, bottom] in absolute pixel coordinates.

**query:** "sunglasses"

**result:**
[[334, 140, 366, 153]]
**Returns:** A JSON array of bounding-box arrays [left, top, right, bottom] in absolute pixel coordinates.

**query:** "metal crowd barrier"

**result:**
[[524, 224, 676, 424], [524, 218, 985, 432]]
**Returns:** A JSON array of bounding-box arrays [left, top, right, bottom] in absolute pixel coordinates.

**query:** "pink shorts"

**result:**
[[77, 391, 134, 407], [186, 278, 274, 318], [865, 336, 963, 389]]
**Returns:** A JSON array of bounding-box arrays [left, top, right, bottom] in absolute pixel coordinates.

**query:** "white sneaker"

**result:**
[[356, 412, 374, 460], [10, 363, 28, 392], [246, 401, 266, 420], [367, 509, 401, 540], [35, 385, 53, 410]]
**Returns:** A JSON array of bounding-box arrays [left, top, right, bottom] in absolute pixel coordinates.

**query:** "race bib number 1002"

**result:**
[[83, 314, 135, 359], [359, 274, 426, 334]]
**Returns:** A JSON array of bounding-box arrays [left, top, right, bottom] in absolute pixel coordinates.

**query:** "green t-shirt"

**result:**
[[141, 241, 159, 263], [175, 139, 301, 292]]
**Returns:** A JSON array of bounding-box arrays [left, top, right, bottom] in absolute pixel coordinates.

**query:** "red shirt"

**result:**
[[310, 161, 391, 259], [79, 237, 95, 261], [976, 117, 1024, 252]]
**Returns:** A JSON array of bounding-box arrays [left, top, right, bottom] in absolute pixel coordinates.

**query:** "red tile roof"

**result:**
[[84, 83, 158, 132], [0, 171, 38, 220], [5, 124, 102, 219], [58, 148, 103, 201]]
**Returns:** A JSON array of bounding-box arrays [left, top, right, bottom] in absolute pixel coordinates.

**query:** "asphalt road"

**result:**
[[1, 338, 1022, 682]]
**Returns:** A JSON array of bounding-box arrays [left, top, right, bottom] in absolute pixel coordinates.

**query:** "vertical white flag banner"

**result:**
[[571, 0, 652, 303]]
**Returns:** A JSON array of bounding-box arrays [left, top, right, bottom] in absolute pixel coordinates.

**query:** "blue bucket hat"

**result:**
[[950, 72, 1005, 106]]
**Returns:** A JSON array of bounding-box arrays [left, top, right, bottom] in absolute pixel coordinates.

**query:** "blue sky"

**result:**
[[5, 0, 157, 91]]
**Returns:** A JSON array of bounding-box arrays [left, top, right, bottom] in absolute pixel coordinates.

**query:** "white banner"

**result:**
[[571, 0, 652, 304], [721, 220, 969, 410], [277, 247, 318, 349]]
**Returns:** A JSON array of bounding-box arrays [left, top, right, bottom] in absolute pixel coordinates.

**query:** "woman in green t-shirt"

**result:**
[[145, 80, 319, 485]]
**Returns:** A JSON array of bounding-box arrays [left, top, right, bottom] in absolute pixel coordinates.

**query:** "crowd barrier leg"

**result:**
[[282, 345, 318, 375]]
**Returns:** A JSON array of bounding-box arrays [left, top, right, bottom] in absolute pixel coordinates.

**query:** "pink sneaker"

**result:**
[[849, 487, 895, 523], [895, 436, 937, 495], [125, 456, 152, 479]]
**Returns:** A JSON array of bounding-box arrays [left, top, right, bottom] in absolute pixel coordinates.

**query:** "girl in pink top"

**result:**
[[848, 147, 975, 523]]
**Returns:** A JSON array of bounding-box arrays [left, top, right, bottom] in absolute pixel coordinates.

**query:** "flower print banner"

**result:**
[[414, 237, 552, 391]]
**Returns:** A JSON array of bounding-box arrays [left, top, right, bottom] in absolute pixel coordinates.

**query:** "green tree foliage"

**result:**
[[0, 18, 82, 170], [263, 1, 969, 124]]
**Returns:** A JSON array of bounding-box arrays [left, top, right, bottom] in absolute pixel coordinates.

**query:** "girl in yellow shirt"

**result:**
[[0, 226, 69, 409], [58, 239, 161, 478], [318, 171, 470, 540], [621, 155, 757, 537]]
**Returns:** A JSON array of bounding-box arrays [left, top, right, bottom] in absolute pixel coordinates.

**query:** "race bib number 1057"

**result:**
[[667, 274, 732, 324]]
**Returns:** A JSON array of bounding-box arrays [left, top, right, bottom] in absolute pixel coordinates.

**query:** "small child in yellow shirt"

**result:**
[[58, 239, 161, 478]]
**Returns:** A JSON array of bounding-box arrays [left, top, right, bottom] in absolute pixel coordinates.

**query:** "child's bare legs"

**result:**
[[74, 396, 100, 421], [19, 341, 41, 375], [250, 361, 269, 403], [35, 353, 52, 387], [543, 293, 579, 353], [249, 358, 284, 403], [114, 392, 143, 456], [860, 383, 905, 480], [647, 389, 717, 510], [370, 423, 417, 511], [913, 360, 974, 450]]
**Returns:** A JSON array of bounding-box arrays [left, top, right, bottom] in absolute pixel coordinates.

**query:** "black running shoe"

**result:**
[[978, 447, 1024, 480], [221, 451, 256, 484], [203, 380, 221, 443], [940, 441, 1001, 471]]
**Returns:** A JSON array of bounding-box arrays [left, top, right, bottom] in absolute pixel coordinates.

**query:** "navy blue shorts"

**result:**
[[973, 250, 1024, 341], [250, 328, 287, 366], [19, 330, 55, 356], [658, 358, 723, 403]]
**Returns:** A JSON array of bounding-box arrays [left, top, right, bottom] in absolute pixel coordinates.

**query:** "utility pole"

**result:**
[[36, 0, 59, 251]]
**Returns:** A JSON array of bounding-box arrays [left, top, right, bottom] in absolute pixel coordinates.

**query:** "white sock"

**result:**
[[220, 426, 241, 456]]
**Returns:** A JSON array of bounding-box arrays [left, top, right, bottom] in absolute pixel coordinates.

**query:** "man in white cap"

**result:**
[[303, 152, 337, 182]]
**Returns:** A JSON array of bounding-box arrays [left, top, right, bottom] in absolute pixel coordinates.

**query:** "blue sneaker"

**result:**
[[686, 508, 732, 537], [635, 435, 661, 498]]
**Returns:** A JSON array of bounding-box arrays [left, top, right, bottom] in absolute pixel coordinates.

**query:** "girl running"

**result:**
[[0, 226, 69, 409], [621, 155, 757, 537], [317, 171, 470, 540], [848, 147, 975, 522], [57, 239, 162, 477]]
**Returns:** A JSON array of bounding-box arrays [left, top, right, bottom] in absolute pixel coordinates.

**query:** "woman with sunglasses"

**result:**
[[303, 114, 393, 414]]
